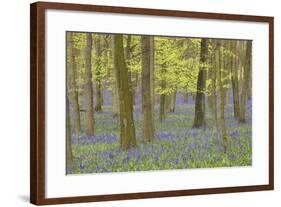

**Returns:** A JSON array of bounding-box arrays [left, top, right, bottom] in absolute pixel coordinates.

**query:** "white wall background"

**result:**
[[0, 0, 279, 206]]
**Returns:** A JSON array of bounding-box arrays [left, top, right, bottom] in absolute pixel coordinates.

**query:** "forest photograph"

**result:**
[[66, 32, 252, 174]]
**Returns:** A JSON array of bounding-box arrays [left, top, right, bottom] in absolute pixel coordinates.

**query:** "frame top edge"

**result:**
[[31, 1, 274, 23]]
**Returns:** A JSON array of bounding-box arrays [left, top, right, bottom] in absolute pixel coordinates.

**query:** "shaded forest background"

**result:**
[[66, 32, 252, 174]]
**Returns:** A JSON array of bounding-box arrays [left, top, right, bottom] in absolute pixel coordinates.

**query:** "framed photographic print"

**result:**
[[30, 1, 274, 205]]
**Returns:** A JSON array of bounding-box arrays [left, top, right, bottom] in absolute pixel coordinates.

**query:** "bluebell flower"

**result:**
[[155, 155, 159, 161], [230, 130, 240, 137], [79, 162, 84, 170]]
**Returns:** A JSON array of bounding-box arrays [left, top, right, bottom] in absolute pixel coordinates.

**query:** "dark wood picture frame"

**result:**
[[30, 1, 274, 205]]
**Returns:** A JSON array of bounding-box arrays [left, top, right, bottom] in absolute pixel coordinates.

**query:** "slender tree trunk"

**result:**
[[238, 41, 246, 102], [192, 93, 196, 101], [171, 91, 177, 112], [193, 39, 208, 128], [84, 33, 94, 136], [113, 35, 136, 150], [94, 35, 103, 112], [67, 32, 80, 135], [230, 41, 240, 119], [66, 91, 73, 168], [159, 95, 166, 121], [132, 73, 138, 106], [209, 42, 218, 129], [159, 81, 166, 122], [211, 79, 218, 130], [125, 35, 134, 110], [223, 42, 231, 106], [183, 93, 189, 103], [141, 36, 154, 142], [239, 41, 252, 123], [95, 84, 102, 112], [207, 52, 213, 109], [159, 56, 167, 121], [207, 82, 213, 109], [165, 94, 172, 113], [112, 78, 119, 118], [129, 37, 138, 107], [166, 92, 176, 112], [150, 37, 155, 124], [248, 65, 252, 100], [217, 42, 228, 152], [108, 35, 119, 118]]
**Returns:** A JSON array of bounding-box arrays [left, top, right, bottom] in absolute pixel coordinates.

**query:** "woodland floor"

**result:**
[[67, 92, 252, 174]]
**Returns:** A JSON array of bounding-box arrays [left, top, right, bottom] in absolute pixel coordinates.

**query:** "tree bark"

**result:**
[[159, 81, 166, 122], [207, 68, 213, 109], [239, 41, 252, 123], [108, 35, 119, 118], [165, 94, 171, 113], [165, 92, 176, 112], [67, 32, 81, 135], [217, 42, 228, 152], [84, 33, 94, 136], [193, 39, 208, 128], [150, 37, 155, 123], [248, 63, 252, 100], [230, 41, 240, 119], [238, 41, 246, 104], [94, 35, 103, 112], [183, 93, 189, 103], [125, 35, 134, 110], [141, 36, 154, 142], [192, 93, 196, 101], [113, 35, 136, 150], [112, 78, 119, 118], [209, 41, 218, 129], [66, 91, 73, 168], [170, 91, 176, 112]]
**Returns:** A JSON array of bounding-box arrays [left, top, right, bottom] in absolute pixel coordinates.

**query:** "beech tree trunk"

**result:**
[[239, 41, 252, 123], [113, 35, 136, 150], [217, 42, 228, 152], [66, 91, 73, 168], [150, 37, 155, 123], [108, 35, 119, 118], [209, 41, 218, 129], [183, 93, 189, 103], [207, 68, 213, 109], [67, 32, 81, 135], [112, 78, 119, 118], [170, 91, 176, 112], [141, 36, 154, 142], [84, 33, 94, 136], [192, 93, 196, 101], [193, 39, 208, 128], [94, 35, 103, 112], [165, 92, 176, 112], [248, 65, 252, 100], [125, 35, 134, 110], [231, 41, 240, 119], [159, 81, 166, 122], [165, 94, 171, 113]]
